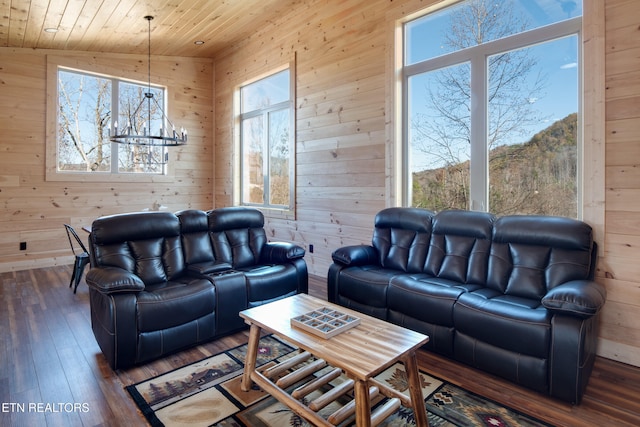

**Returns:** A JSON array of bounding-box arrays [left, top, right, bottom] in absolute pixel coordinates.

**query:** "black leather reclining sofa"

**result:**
[[328, 208, 606, 403], [86, 207, 308, 370]]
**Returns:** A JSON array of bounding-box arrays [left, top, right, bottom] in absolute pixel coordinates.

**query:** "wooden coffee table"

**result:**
[[239, 293, 430, 427]]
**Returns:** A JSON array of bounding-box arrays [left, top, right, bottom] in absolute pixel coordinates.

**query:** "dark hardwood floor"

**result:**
[[1, 265, 639, 426]]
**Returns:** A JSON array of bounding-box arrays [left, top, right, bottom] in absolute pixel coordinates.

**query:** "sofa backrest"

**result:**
[[176, 209, 215, 265], [424, 210, 494, 284], [487, 215, 595, 299], [207, 207, 267, 268], [90, 211, 185, 285], [372, 207, 434, 272]]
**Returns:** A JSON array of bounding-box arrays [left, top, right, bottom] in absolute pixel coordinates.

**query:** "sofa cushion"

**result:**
[[208, 207, 267, 269], [388, 274, 481, 327], [136, 278, 215, 332], [488, 215, 594, 299], [372, 207, 433, 273], [177, 209, 215, 265], [332, 265, 398, 318], [91, 211, 180, 244], [424, 210, 493, 283], [454, 290, 552, 358], [90, 211, 186, 284]]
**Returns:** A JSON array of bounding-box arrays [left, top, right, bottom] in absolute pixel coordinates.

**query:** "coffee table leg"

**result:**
[[241, 324, 261, 392], [404, 351, 429, 427], [354, 379, 372, 427]]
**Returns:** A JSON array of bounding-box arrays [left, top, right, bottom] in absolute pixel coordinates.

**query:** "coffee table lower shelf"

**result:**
[[247, 349, 409, 426]]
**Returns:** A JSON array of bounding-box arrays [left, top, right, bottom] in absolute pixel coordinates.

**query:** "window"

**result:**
[[403, 0, 582, 218], [239, 68, 294, 210], [56, 68, 167, 175]]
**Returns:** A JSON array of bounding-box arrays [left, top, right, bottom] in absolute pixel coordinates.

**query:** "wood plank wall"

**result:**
[[0, 0, 638, 368], [212, 0, 640, 368], [0, 48, 214, 272], [600, 0, 640, 366]]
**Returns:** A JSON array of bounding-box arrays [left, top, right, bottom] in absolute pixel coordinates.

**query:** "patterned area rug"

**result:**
[[126, 335, 552, 426]]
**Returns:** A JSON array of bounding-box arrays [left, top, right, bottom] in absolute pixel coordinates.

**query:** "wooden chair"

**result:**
[[64, 224, 90, 294]]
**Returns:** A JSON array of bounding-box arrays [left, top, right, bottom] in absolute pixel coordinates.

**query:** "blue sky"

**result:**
[[406, 0, 582, 154]]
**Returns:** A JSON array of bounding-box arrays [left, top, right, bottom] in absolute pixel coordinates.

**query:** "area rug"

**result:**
[[126, 335, 552, 427]]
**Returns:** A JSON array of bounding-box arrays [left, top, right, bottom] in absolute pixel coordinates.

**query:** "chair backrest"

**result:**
[[176, 209, 215, 265], [89, 211, 185, 285], [207, 207, 267, 268], [424, 209, 494, 284], [372, 207, 434, 273], [64, 224, 89, 255], [487, 215, 595, 299]]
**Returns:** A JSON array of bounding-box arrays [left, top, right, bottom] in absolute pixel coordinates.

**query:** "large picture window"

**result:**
[[403, 0, 582, 218], [239, 68, 294, 210], [56, 68, 166, 175]]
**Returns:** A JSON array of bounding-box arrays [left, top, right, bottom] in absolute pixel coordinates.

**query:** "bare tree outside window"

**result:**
[[57, 71, 111, 172], [117, 82, 165, 174], [57, 69, 167, 175], [269, 109, 290, 206], [242, 116, 265, 204]]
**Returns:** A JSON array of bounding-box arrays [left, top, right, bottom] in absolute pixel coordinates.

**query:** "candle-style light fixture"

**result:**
[[110, 16, 187, 147]]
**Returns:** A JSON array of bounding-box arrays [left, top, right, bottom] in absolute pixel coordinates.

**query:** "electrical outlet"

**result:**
[[19, 242, 27, 251], [309, 244, 314, 253]]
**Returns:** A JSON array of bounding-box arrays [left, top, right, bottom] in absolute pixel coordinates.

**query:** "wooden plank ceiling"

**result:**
[[0, 0, 303, 57]]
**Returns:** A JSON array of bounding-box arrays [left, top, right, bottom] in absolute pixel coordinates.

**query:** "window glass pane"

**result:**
[[488, 36, 578, 216], [117, 82, 165, 174], [242, 116, 265, 204], [57, 70, 111, 172], [56, 69, 172, 176], [408, 63, 471, 210], [241, 69, 290, 113], [406, 0, 582, 65], [117, 145, 165, 173], [269, 109, 290, 206]]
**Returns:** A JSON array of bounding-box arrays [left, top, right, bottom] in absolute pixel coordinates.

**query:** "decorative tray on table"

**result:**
[[291, 307, 361, 339]]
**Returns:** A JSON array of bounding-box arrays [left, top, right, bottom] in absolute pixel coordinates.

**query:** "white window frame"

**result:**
[[46, 55, 175, 183], [401, 6, 582, 216], [236, 65, 296, 213]]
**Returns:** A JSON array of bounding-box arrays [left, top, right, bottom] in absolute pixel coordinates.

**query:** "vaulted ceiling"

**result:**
[[1, 0, 303, 58]]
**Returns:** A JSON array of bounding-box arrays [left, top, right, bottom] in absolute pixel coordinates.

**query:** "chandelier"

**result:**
[[110, 16, 187, 147]]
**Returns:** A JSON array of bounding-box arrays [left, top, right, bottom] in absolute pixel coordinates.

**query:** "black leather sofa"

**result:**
[[86, 207, 308, 370], [328, 208, 606, 403]]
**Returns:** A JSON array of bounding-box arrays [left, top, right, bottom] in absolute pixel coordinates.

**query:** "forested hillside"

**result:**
[[412, 113, 578, 217]]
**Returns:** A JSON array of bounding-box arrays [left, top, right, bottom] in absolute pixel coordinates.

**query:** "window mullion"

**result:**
[[111, 79, 119, 173], [263, 111, 270, 206], [402, 69, 411, 206], [469, 54, 488, 211]]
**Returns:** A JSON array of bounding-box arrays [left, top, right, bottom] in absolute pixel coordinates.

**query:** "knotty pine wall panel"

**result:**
[[597, 0, 640, 366], [214, 0, 391, 275], [0, 47, 214, 272], [1, 0, 638, 366], [212, 0, 640, 366]]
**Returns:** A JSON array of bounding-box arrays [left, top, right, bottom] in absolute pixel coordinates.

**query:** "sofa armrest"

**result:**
[[86, 266, 145, 294], [260, 241, 305, 263], [542, 280, 607, 318], [331, 245, 378, 266], [187, 261, 233, 275]]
